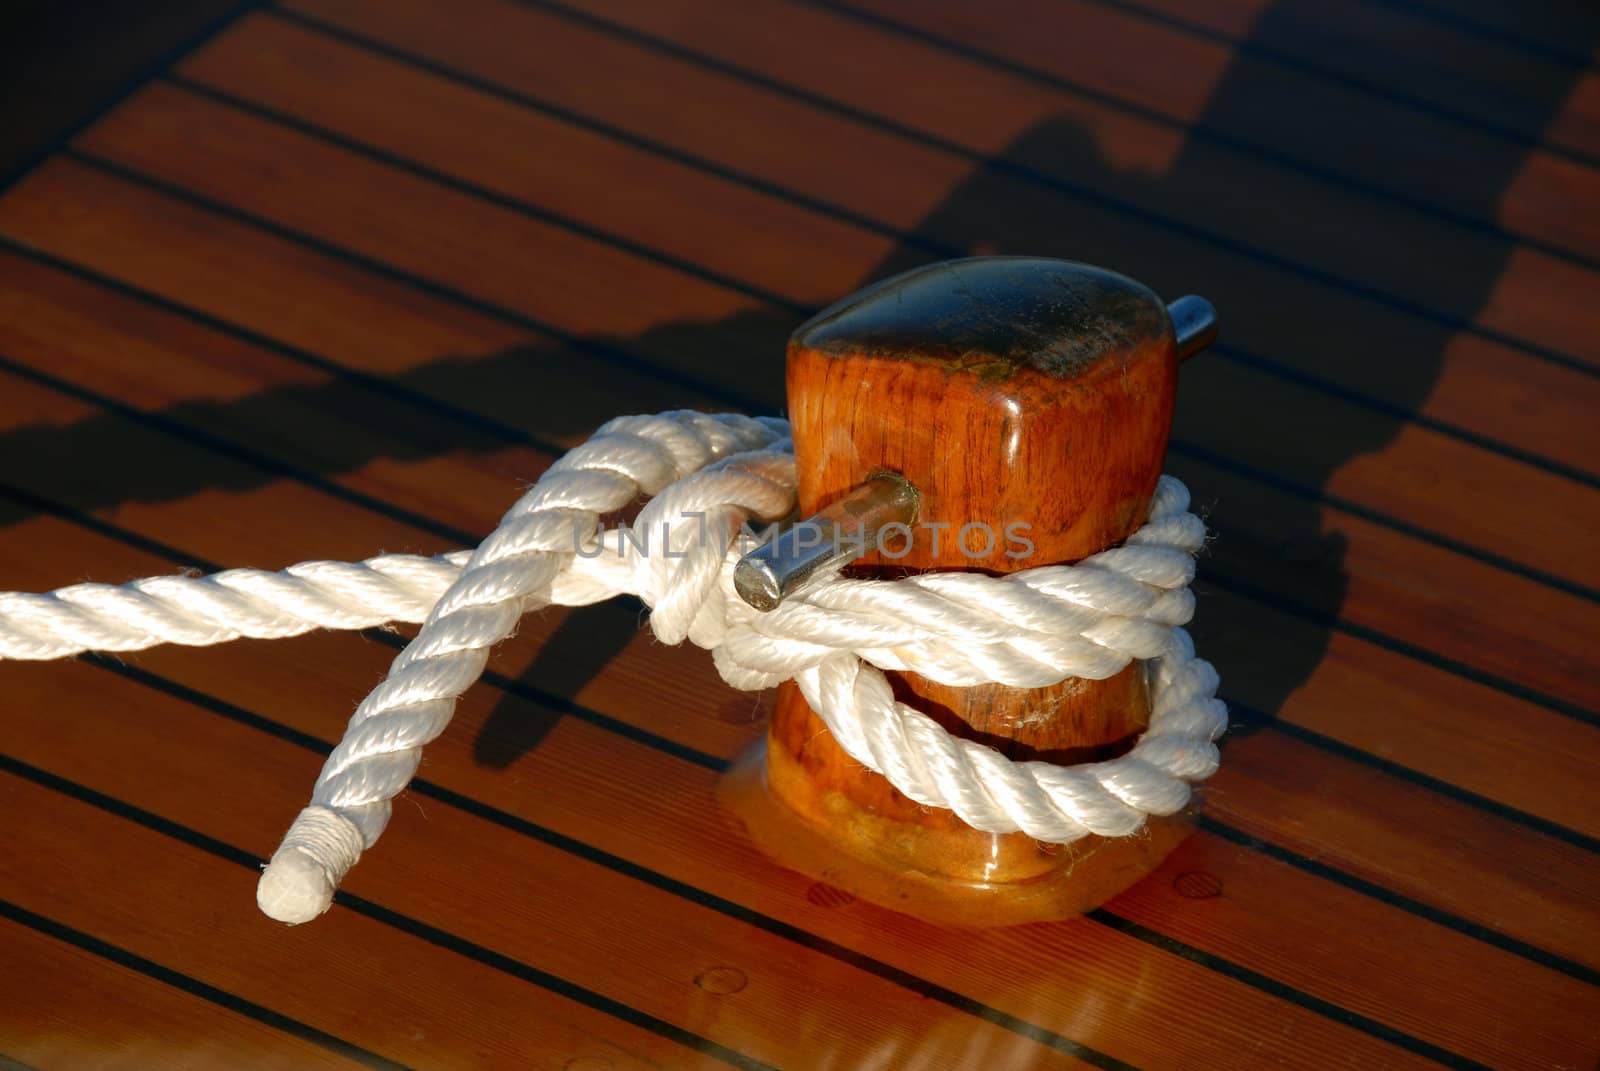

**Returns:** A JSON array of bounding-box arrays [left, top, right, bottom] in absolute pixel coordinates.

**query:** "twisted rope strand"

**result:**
[[0, 551, 473, 660], [0, 411, 1224, 924]]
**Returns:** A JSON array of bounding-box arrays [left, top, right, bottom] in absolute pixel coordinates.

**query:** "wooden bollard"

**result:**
[[724, 256, 1216, 925]]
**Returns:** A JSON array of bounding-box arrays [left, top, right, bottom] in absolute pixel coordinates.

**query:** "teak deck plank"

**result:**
[[0, 919, 373, 1071], [0, 1, 1595, 1068]]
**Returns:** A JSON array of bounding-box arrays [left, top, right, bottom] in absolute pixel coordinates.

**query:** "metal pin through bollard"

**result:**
[[735, 296, 1212, 614], [1167, 296, 1218, 362], [734, 473, 920, 611]]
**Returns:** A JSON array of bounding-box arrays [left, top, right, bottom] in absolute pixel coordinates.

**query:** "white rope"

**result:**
[[0, 410, 1225, 923], [0, 551, 472, 660]]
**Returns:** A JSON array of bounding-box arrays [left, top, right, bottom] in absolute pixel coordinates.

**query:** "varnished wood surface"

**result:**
[[0, 1, 1595, 1068], [764, 257, 1181, 906]]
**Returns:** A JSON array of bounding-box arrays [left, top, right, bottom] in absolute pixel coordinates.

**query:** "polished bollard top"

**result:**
[[784, 256, 1188, 574], [794, 256, 1175, 377]]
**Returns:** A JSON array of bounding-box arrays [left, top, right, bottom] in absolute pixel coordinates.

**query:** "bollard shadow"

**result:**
[[484, 1, 1597, 757]]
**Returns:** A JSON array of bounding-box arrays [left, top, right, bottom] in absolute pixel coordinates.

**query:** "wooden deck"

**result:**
[[1, 1, 1596, 1067]]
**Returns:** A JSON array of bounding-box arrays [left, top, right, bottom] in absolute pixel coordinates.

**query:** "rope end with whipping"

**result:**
[[256, 806, 364, 924]]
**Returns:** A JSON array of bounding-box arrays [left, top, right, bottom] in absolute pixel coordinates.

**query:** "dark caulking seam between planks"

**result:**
[[0, 898, 410, 1070], [1353, 0, 1600, 68], [0, 244, 572, 463], [1203, 570, 1598, 727], [515, 0, 1600, 378], [1196, 816, 1600, 985], [1094, 0, 1534, 71], [165, 74, 813, 319], [253, 5, 1600, 491], [257, 6, 950, 255], [51, 147, 757, 412], [0, 353, 476, 548], [1172, 439, 1597, 602], [1086, 908, 1501, 1071], [1224, 702, 1600, 856], [0, 1053, 45, 1071], [0, 0, 264, 195], [547, 0, 1600, 278]]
